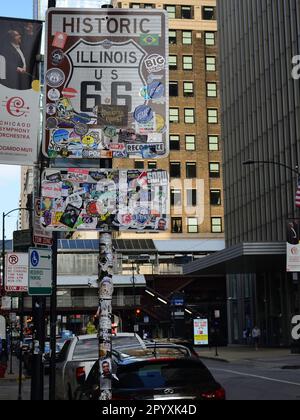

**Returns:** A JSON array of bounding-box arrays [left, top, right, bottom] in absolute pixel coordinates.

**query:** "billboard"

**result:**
[[40, 168, 169, 232], [0, 17, 42, 165], [193, 319, 209, 346], [43, 8, 169, 160]]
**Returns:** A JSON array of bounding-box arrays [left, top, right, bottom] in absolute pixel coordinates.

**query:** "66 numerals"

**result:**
[[81, 81, 132, 112]]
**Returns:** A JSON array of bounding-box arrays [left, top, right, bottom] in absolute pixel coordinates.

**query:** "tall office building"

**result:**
[[185, 0, 300, 346]]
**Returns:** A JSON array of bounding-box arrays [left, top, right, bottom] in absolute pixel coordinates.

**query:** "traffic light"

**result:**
[[135, 308, 141, 317]]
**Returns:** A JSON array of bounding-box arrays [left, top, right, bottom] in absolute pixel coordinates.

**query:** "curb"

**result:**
[[198, 355, 229, 363]]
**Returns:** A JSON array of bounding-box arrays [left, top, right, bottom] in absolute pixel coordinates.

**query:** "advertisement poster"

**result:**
[[40, 168, 169, 232], [0, 17, 42, 165], [194, 319, 209, 346], [43, 8, 169, 160], [287, 219, 300, 272]]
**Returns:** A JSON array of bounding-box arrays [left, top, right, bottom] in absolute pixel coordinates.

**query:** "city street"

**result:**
[[203, 358, 300, 400]]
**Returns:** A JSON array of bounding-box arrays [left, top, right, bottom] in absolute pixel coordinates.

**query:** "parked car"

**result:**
[[144, 339, 199, 358], [75, 345, 226, 400], [55, 332, 145, 400]]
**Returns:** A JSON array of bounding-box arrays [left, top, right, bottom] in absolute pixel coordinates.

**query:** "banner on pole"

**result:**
[[43, 8, 169, 160], [287, 219, 300, 272], [40, 168, 169, 232], [0, 17, 42, 165]]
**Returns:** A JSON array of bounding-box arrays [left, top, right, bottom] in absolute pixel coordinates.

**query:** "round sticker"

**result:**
[[74, 123, 89, 136], [46, 103, 57, 116], [53, 129, 69, 143], [148, 81, 164, 99], [48, 88, 61, 102], [86, 201, 99, 216], [46, 68, 65, 88], [103, 126, 117, 139], [46, 117, 58, 129], [82, 135, 95, 147], [51, 49, 65, 66], [156, 115, 165, 133], [134, 105, 154, 124]]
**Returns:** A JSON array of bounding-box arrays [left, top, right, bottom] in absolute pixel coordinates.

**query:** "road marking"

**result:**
[[211, 368, 300, 387]]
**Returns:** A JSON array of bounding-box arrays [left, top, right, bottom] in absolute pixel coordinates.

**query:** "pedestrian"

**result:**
[[243, 328, 248, 345], [252, 326, 261, 350]]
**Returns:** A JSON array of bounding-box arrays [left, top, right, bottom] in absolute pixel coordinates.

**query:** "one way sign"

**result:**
[[28, 248, 52, 296]]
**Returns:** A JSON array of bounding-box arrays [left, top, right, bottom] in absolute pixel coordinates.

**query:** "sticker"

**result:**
[[72, 113, 91, 125], [67, 169, 89, 182], [51, 49, 65, 66], [82, 150, 101, 159], [140, 34, 159, 46], [61, 87, 78, 99], [144, 54, 166, 73], [100, 150, 113, 158], [109, 144, 125, 151], [89, 171, 107, 182], [82, 134, 95, 147], [147, 133, 163, 143], [46, 172, 62, 182], [61, 181, 73, 196], [118, 129, 148, 144], [42, 182, 62, 199], [46, 117, 58, 130], [66, 193, 83, 209], [42, 197, 53, 211], [134, 105, 154, 124], [46, 103, 57, 116], [59, 204, 81, 228], [148, 81, 164, 99], [59, 148, 71, 158], [74, 123, 89, 136], [52, 129, 70, 144], [97, 105, 128, 127], [136, 118, 156, 135], [86, 201, 99, 216], [46, 68, 65, 88], [100, 277, 114, 297], [103, 126, 117, 139], [47, 88, 61, 101], [147, 74, 163, 84], [52, 32, 68, 49], [156, 115, 165, 133], [53, 212, 64, 225]]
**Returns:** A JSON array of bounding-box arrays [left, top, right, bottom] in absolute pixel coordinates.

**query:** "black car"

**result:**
[[75, 346, 225, 400]]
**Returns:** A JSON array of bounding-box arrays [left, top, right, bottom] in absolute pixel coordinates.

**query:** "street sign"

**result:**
[[5, 253, 28, 292], [13, 229, 32, 251], [43, 8, 169, 160], [40, 168, 169, 232], [33, 198, 53, 246], [0, 296, 11, 310], [28, 248, 53, 296]]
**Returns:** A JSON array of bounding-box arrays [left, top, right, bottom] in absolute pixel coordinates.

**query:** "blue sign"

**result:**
[[31, 250, 39, 267], [134, 105, 154, 123]]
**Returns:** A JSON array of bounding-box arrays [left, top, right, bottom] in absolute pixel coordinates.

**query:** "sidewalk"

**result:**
[[196, 346, 300, 364], [0, 356, 27, 382]]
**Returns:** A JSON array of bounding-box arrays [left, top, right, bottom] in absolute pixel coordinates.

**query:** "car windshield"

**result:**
[[116, 346, 190, 359], [116, 360, 214, 389]]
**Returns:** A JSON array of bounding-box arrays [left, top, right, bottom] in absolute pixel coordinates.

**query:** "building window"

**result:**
[[171, 189, 182, 206], [144, 4, 154, 9], [183, 81, 194, 97], [183, 56, 193, 70], [208, 109, 218, 124], [170, 134, 180, 150], [210, 190, 221, 206], [211, 217, 222, 233], [187, 189, 197, 207], [186, 162, 197, 178], [170, 108, 179, 123], [148, 161, 157, 170], [171, 218, 182, 233], [184, 108, 195, 124], [209, 162, 220, 178], [169, 55, 178, 70], [206, 56, 216, 71], [205, 32, 216, 46], [185, 135, 196, 151], [182, 31, 193, 45], [169, 30, 177, 44], [130, 3, 140, 8], [170, 162, 181, 178], [169, 81, 179, 97], [187, 218, 198, 233], [207, 82, 217, 97], [135, 161, 144, 169], [202, 6, 216, 20], [208, 135, 219, 151], [165, 5, 176, 19], [181, 6, 192, 19]]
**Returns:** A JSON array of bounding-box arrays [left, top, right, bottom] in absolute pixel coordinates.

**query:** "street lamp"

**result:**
[[242, 159, 299, 176]]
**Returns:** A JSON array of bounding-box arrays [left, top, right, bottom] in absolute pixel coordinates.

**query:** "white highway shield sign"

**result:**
[[44, 8, 169, 160], [28, 248, 52, 296]]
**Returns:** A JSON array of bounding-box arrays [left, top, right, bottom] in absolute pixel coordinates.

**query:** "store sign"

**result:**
[[0, 17, 42, 165], [193, 319, 209, 346], [40, 168, 169, 232], [5, 253, 28, 292], [43, 8, 169, 160]]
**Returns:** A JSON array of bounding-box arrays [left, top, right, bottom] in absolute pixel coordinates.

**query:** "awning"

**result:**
[[58, 274, 146, 288], [183, 242, 286, 275]]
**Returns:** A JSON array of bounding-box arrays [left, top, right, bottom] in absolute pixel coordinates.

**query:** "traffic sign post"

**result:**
[[28, 248, 53, 296]]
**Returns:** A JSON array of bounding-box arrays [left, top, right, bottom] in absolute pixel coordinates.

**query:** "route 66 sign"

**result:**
[[44, 8, 169, 160]]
